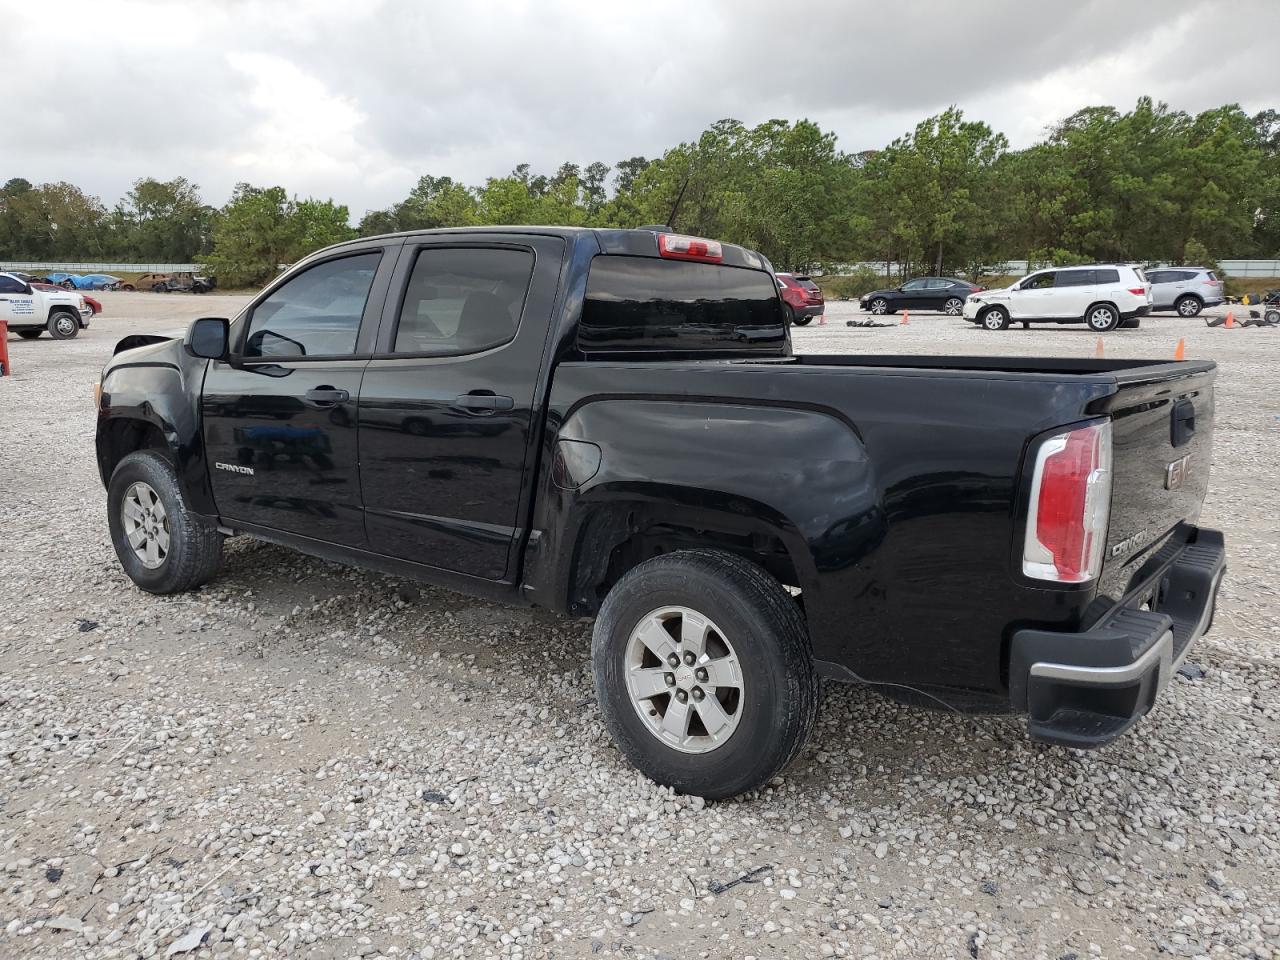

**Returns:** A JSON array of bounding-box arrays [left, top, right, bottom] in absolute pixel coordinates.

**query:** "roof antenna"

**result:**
[[665, 172, 691, 233]]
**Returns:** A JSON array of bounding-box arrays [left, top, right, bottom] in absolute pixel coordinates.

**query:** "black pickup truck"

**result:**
[[95, 227, 1226, 799]]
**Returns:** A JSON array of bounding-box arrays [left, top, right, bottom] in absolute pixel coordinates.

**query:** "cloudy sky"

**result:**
[[12, 0, 1279, 219]]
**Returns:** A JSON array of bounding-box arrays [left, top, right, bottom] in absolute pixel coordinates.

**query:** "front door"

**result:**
[[897, 278, 929, 309], [202, 247, 394, 545], [1009, 270, 1058, 318], [358, 235, 563, 580], [0, 274, 38, 326]]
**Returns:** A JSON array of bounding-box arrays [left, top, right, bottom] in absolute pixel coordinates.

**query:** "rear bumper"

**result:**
[[1121, 304, 1153, 320], [793, 303, 825, 319], [1008, 528, 1225, 749]]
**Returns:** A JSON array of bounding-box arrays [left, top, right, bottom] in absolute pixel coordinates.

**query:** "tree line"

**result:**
[[2, 97, 1276, 287]]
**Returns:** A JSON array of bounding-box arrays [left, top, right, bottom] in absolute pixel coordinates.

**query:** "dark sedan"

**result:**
[[860, 277, 982, 316]]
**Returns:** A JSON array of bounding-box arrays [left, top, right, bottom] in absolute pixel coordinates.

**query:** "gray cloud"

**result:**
[[12, 0, 1279, 219]]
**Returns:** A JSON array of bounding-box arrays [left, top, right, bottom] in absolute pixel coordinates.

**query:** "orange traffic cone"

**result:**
[[1174, 337, 1185, 360], [1095, 336, 1105, 358], [1224, 312, 1235, 328], [900, 310, 910, 325], [818, 313, 826, 325]]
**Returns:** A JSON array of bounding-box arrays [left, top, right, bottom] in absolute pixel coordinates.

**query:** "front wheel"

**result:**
[[943, 297, 964, 316], [592, 550, 819, 800], [1086, 304, 1119, 332], [868, 297, 889, 315], [107, 451, 223, 594], [981, 307, 1010, 330], [47, 311, 80, 339]]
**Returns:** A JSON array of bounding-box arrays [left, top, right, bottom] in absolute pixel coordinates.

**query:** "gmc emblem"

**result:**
[[1165, 454, 1190, 491]]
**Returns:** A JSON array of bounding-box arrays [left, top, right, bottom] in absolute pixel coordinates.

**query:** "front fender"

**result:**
[[97, 340, 214, 514]]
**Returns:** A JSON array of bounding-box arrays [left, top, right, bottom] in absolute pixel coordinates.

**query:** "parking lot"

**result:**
[[1, 293, 1278, 959]]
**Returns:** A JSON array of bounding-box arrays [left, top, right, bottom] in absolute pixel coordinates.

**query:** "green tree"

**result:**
[[205, 185, 353, 286]]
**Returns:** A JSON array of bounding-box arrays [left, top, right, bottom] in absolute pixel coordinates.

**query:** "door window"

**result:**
[[923, 278, 952, 289], [242, 252, 381, 359], [394, 247, 534, 355], [901, 278, 928, 290], [1022, 272, 1057, 289], [1053, 270, 1094, 287]]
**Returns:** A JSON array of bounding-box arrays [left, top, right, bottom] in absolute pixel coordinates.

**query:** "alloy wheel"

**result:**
[[944, 298, 964, 315], [623, 606, 744, 754], [121, 481, 170, 569]]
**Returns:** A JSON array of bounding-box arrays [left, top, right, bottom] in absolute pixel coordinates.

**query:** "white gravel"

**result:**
[[0, 293, 1277, 959]]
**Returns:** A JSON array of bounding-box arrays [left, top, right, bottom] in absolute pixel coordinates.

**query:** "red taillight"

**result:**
[[973, 287, 985, 293], [1023, 422, 1112, 583], [658, 233, 723, 262], [1127, 287, 1145, 296]]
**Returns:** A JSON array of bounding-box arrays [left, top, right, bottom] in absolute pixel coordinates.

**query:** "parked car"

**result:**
[[775, 273, 824, 325], [963, 265, 1152, 332], [129, 273, 174, 292], [1145, 267, 1224, 317], [75, 273, 123, 291], [95, 227, 1225, 799], [0, 272, 90, 338], [860, 277, 983, 316], [44, 272, 82, 289]]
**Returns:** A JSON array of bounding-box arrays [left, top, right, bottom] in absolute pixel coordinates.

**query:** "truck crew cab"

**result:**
[[95, 228, 1226, 799]]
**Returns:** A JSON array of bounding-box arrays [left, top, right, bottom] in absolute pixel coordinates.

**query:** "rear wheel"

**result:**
[[1086, 304, 1119, 332], [120, 283, 136, 291], [943, 297, 964, 316], [47, 310, 80, 339], [981, 307, 1009, 330], [107, 451, 223, 594], [17, 330, 42, 340], [592, 549, 818, 800], [1176, 295, 1202, 318]]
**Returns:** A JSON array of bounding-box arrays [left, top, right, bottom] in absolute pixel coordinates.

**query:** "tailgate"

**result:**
[[1094, 362, 1216, 599]]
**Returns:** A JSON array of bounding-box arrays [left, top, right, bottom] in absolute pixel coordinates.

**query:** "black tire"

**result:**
[[1265, 308, 1280, 326], [791, 313, 812, 327], [980, 307, 1009, 330], [1021, 321, 1031, 330], [943, 297, 965, 316], [868, 297, 889, 316], [107, 450, 223, 594], [1120, 318, 1141, 329], [592, 549, 819, 800], [59, 279, 75, 289], [121, 283, 136, 291], [1085, 303, 1120, 332], [47, 310, 80, 340], [17, 330, 42, 340], [1175, 295, 1202, 318]]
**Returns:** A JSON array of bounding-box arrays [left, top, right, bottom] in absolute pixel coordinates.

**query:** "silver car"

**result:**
[[1146, 267, 1224, 317]]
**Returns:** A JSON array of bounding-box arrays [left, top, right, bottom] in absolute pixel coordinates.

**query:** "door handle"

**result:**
[[304, 386, 350, 406], [453, 392, 515, 414]]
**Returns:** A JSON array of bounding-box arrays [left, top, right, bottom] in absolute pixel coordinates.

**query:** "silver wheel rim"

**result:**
[[944, 298, 963, 315], [623, 606, 744, 754], [984, 311, 1004, 329], [55, 315, 76, 335], [870, 300, 886, 315], [1179, 299, 1197, 316], [121, 481, 170, 569], [1089, 308, 1114, 329]]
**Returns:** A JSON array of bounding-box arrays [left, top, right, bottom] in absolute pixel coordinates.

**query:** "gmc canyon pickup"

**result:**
[[95, 227, 1226, 799]]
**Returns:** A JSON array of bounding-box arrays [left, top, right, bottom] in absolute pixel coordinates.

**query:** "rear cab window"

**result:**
[[579, 256, 787, 353]]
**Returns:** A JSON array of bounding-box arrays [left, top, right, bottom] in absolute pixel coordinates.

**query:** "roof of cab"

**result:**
[[336, 226, 771, 272]]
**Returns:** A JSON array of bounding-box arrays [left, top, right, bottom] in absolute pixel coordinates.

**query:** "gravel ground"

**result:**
[[1, 293, 1277, 960]]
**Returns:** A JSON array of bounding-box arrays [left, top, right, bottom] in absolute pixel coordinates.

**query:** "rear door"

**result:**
[[357, 234, 564, 580], [202, 243, 397, 545], [1050, 268, 1096, 318]]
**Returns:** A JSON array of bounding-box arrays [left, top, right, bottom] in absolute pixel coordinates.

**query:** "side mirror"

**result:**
[[185, 317, 230, 360]]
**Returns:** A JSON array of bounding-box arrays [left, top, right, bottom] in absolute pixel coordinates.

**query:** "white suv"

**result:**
[[963, 265, 1152, 332]]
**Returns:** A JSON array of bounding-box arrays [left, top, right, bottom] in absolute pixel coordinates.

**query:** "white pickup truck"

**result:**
[[0, 272, 91, 339]]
